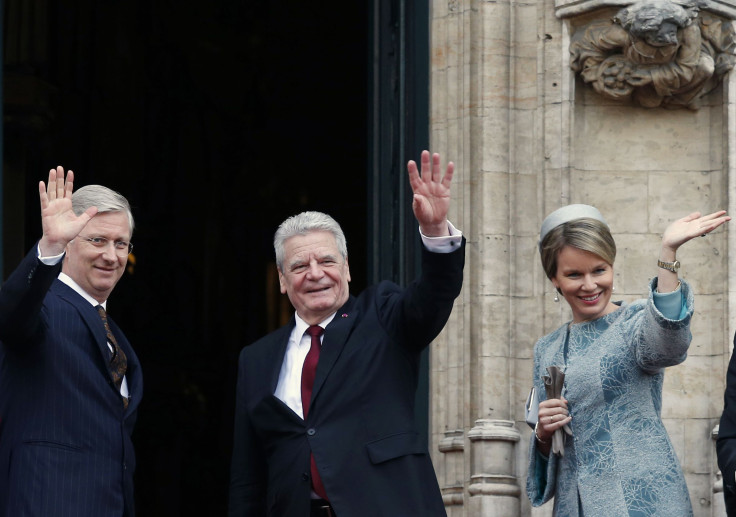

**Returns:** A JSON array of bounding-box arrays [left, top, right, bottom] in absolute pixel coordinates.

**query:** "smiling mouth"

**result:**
[[580, 293, 601, 302]]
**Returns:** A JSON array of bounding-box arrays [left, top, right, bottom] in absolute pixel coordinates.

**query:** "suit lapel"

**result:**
[[50, 281, 120, 391], [311, 297, 357, 404]]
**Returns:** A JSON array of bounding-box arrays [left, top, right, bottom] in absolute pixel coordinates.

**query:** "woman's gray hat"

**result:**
[[539, 204, 608, 252]]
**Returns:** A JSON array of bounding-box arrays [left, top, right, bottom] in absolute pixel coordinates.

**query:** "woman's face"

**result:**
[[552, 245, 616, 323]]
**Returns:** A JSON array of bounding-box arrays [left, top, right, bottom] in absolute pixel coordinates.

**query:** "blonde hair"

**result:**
[[539, 218, 616, 279]]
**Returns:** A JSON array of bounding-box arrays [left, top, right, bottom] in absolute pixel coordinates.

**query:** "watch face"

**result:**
[[673, 260, 680, 270]]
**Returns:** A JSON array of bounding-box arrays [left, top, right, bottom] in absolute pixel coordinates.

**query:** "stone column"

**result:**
[[429, 0, 546, 514], [467, 420, 521, 516]]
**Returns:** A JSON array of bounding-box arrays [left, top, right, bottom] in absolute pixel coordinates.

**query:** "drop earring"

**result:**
[[554, 292, 560, 303]]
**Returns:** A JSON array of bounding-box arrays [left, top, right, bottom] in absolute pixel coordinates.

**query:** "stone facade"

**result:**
[[429, 1, 736, 515]]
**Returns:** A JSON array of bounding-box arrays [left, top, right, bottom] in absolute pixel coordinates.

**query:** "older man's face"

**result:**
[[278, 231, 351, 325]]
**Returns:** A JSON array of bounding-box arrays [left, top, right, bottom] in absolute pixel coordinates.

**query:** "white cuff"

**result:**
[[420, 221, 463, 254]]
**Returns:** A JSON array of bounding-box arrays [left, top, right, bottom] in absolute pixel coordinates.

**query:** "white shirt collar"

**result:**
[[293, 312, 336, 335], [58, 272, 107, 310]]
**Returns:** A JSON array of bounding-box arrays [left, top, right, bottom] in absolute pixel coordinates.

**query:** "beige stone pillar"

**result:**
[[429, 0, 546, 513]]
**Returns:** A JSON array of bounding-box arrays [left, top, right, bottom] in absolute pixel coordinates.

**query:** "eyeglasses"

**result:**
[[81, 236, 134, 256]]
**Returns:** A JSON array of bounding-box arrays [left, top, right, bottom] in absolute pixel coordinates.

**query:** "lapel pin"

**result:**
[[341, 313, 348, 318]]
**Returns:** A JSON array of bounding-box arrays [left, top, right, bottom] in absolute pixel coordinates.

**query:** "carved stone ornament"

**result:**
[[568, 0, 736, 108]]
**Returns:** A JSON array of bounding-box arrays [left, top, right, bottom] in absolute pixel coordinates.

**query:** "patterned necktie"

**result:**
[[302, 325, 328, 500], [96, 305, 129, 409]]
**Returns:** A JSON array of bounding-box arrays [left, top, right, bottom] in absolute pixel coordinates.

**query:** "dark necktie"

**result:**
[[302, 325, 328, 500], [96, 305, 129, 409]]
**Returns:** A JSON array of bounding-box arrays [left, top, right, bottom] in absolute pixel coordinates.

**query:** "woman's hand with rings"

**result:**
[[537, 397, 572, 443]]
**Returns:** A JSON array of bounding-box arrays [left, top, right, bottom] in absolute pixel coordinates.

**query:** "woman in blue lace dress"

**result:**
[[526, 204, 729, 516]]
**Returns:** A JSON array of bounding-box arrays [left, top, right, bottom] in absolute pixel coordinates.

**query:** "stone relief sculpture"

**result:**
[[569, 0, 736, 108]]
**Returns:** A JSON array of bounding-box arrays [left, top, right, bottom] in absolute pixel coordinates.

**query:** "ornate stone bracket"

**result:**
[[559, 0, 736, 108]]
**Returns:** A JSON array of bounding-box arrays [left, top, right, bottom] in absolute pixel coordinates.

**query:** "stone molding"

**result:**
[[556, 0, 736, 19]]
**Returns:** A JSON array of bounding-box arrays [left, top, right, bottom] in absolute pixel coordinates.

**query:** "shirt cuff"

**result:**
[[652, 282, 684, 320], [37, 244, 65, 266], [420, 221, 463, 254]]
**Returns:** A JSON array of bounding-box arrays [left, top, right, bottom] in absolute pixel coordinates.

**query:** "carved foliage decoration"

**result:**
[[569, 0, 736, 108]]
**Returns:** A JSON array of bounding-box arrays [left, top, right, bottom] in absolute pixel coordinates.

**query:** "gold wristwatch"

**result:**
[[657, 259, 680, 273]]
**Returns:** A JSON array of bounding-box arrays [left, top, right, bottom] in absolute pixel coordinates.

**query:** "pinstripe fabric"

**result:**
[[0, 246, 142, 517]]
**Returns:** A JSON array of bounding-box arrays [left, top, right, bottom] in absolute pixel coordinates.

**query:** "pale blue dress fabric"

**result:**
[[526, 278, 694, 516]]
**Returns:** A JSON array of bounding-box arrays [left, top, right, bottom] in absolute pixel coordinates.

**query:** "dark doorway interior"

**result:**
[[4, 1, 368, 515]]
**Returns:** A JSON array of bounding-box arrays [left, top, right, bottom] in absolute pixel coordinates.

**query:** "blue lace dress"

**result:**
[[526, 278, 694, 516]]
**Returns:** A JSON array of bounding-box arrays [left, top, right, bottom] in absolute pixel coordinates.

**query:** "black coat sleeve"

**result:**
[[718, 333, 736, 516], [0, 244, 61, 344]]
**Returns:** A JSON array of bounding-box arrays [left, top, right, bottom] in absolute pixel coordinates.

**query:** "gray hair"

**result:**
[[274, 211, 347, 270], [72, 185, 135, 236]]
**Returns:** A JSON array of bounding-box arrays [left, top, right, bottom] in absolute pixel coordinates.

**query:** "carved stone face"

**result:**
[[638, 20, 679, 47], [617, 1, 690, 47]]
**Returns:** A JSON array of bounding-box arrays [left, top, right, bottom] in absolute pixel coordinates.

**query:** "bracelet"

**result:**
[[656, 279, 681, 294], [534, 422, 549, 445]]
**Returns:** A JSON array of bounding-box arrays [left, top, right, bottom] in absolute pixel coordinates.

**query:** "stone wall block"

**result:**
[[648, 170, 719, 231], [684, 418, 717, 475], [512, 109, 538, 167], [662, 356, 719, 419], [676, 235, 729, 295], [510, 236, 538, 297], [688, 294, 728, 357], [479, 109, 512, 167], [570, 170, 648, 234], [432, 16, 449, 70], [542, 106, 564, 169], [478, 356, 512, 420], [510, 179, 539, 235], [613, 233, 656, 295], [513, 301, 542, 359], [479, 234, 511, 296], [478, 1, 512, 42], [480, 171, 511, 233], [574, 108, 711, 171]]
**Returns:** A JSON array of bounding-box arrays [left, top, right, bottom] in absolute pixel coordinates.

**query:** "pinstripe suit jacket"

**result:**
[[0, 246, 142, 517]]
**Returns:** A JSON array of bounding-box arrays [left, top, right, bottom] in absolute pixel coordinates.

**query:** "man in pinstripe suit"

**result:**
[[0, 166, 142, 516]]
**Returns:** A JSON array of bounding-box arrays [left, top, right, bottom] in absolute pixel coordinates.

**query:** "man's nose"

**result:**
[[306, 262, 324, 278], [100, 242, 119, 260]]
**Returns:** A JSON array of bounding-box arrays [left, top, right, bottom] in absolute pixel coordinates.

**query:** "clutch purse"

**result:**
[[543, 365, 573, 456], [524, 386, 538, 429]]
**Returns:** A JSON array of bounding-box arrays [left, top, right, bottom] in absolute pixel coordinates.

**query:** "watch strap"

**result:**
[[657, 259, 680, 272]]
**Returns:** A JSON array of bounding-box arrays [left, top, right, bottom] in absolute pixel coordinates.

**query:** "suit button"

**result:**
[[307, 428, 316, 436], [301, 472, 310, 481]]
